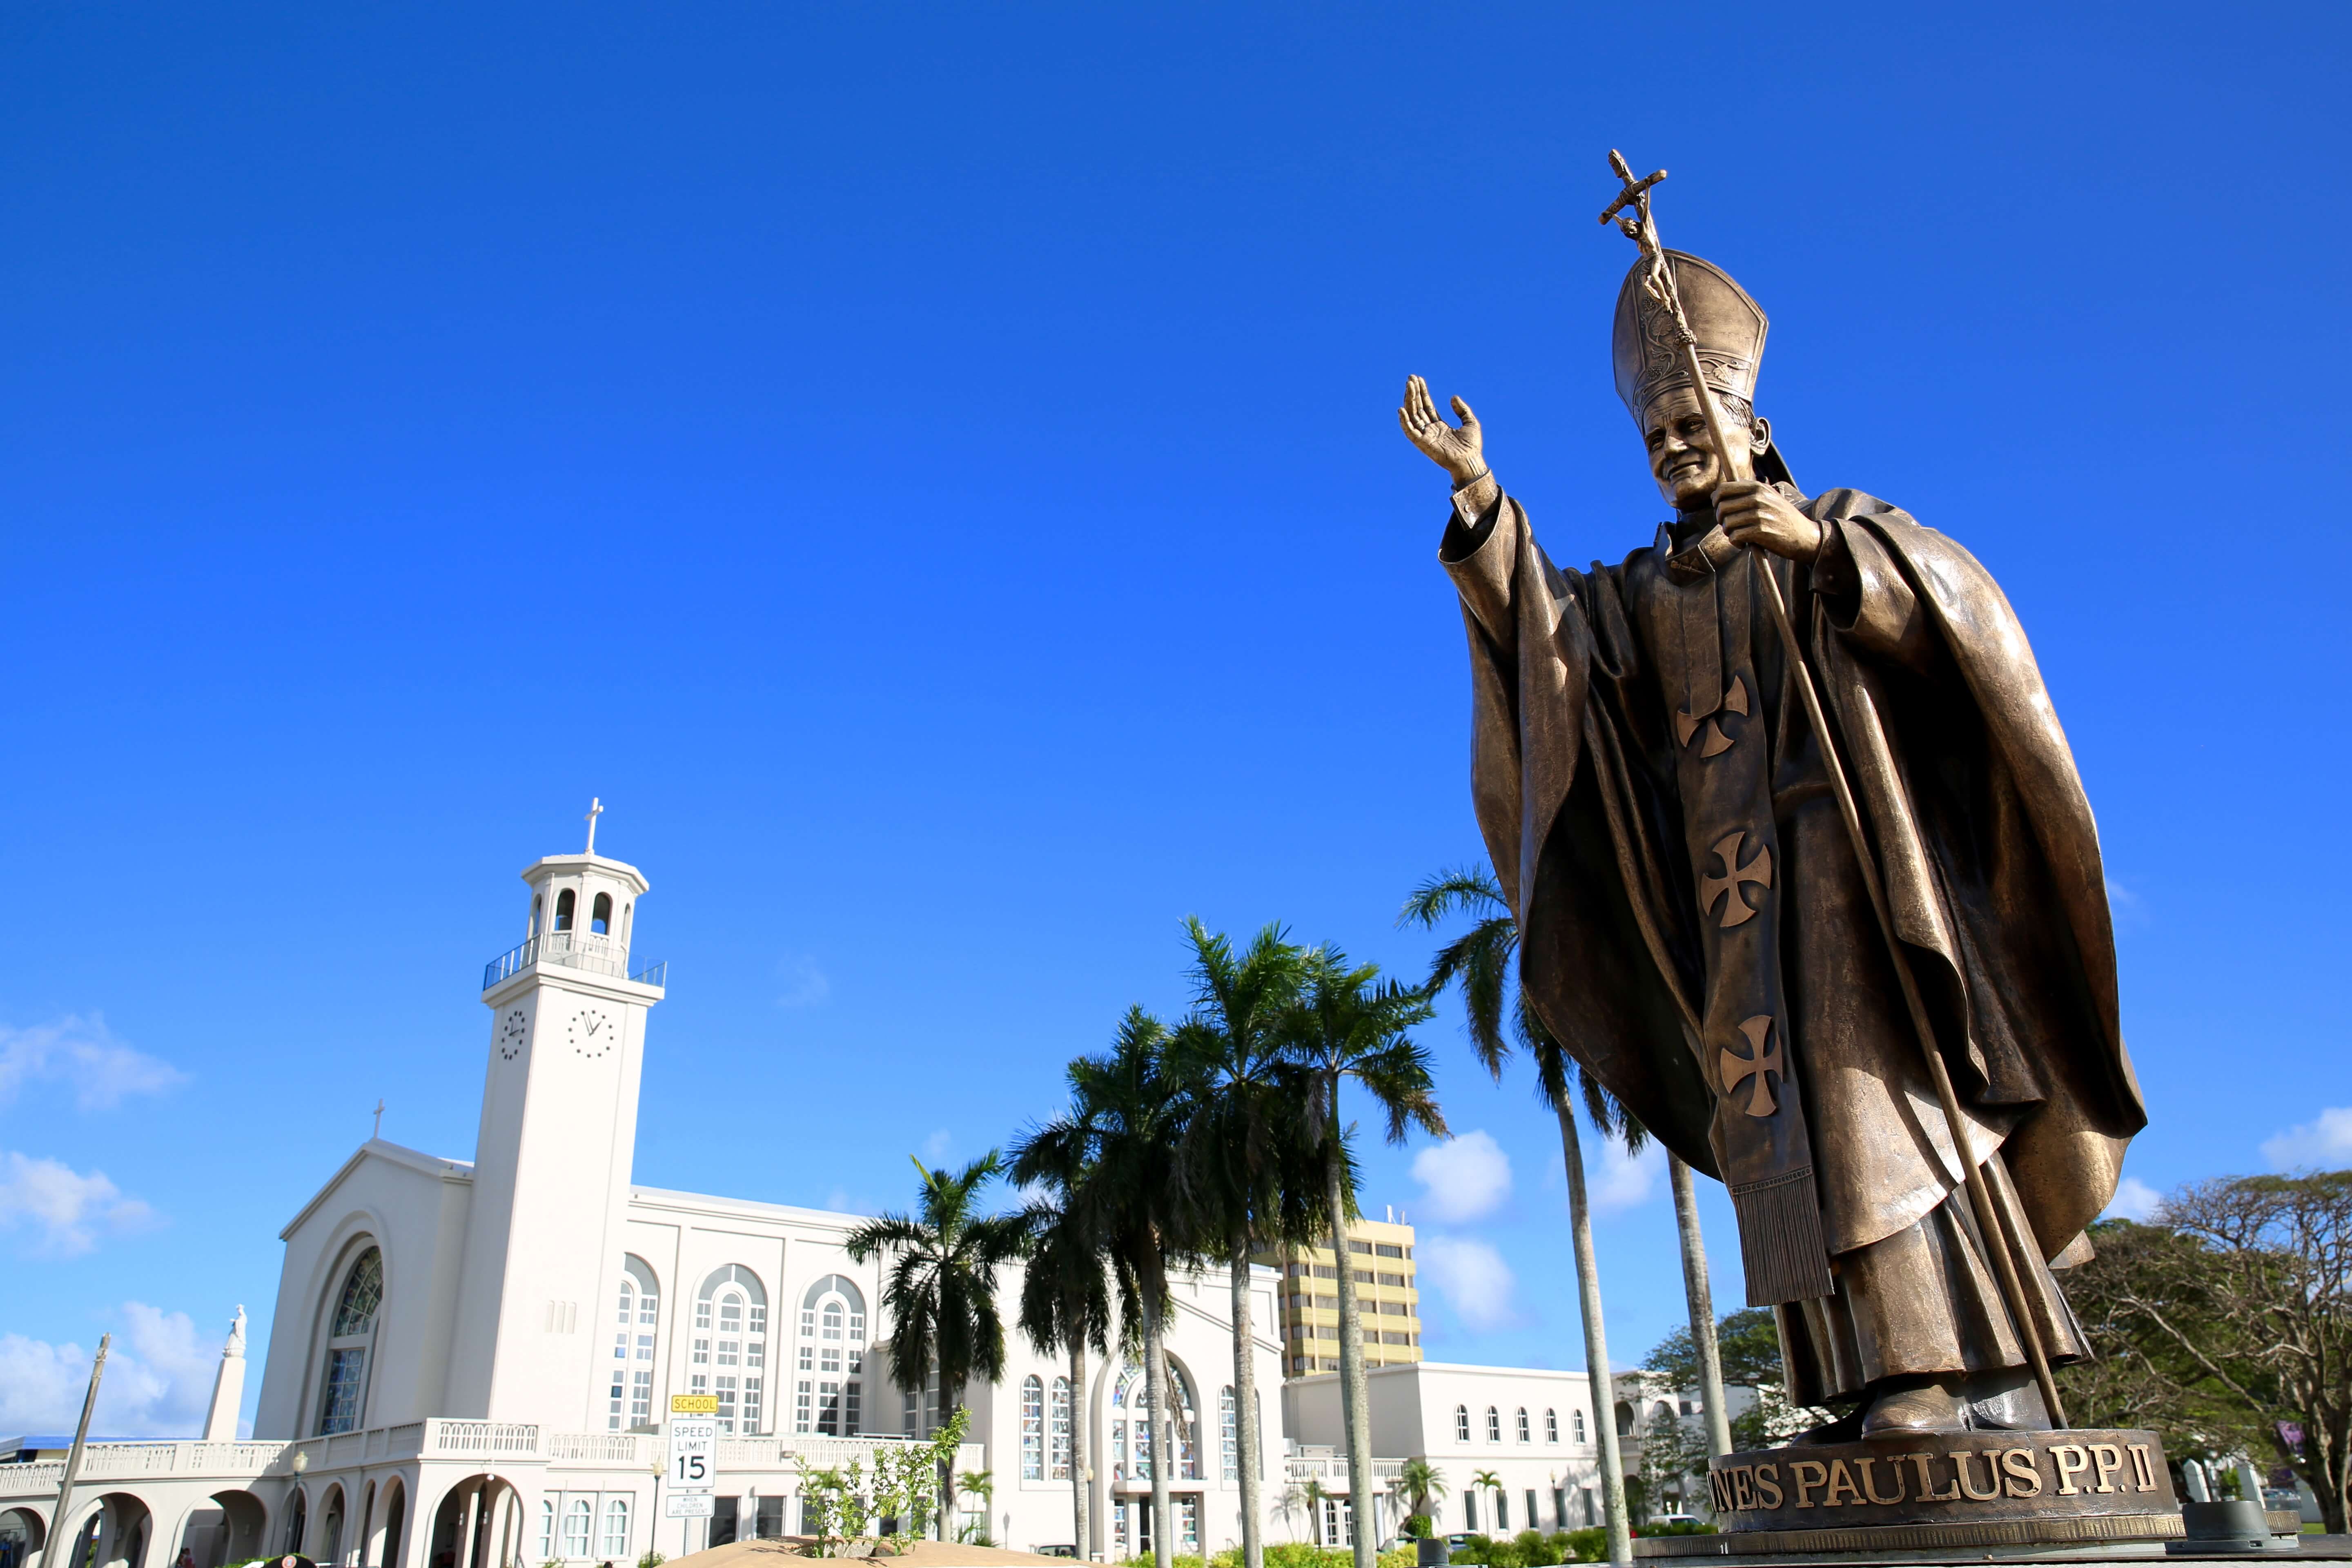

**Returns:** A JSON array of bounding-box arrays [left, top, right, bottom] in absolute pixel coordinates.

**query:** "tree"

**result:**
[[2065, 1176, 2352, 1530], [1015, 1185, 1112, 1559], [1405, 866, 1654, 1563], [1168, 918, 1314, 1568], [1642, 1308, 1831, 1456], [1470, 1470, 1502, 1533], [1011, 1008, 1198, 1568], [1284, 947, 1444, 1568], [1396, 1457, 1448, 1529], [844, 1153, 1028, 1539]]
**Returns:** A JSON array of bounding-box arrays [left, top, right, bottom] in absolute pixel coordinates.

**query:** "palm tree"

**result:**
[[1396, 1458, 1447, 1532], [1015, 1186, 1111, 1559], [1169, 918, 1313, 1568], [1470, 1470, 1502, 1537], [1405, 866, 1676, 1564], [844, 1152, 1028, 1539], [1283, 947, 1444, 1568], [1011, 1007, 1196, 1568]]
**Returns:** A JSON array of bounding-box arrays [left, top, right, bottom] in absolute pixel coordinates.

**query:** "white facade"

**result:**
[[1285, 1363, 1611, 1540]]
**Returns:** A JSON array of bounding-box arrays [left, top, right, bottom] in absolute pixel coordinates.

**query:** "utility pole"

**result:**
[[33, 1334, 110, 1568]]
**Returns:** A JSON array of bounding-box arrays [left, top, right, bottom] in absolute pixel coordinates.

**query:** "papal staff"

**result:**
[[1598, 149, 2069, 1430]]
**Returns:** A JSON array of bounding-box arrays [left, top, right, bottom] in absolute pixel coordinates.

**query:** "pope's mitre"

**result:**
[[1613, 249, 1769, 423]]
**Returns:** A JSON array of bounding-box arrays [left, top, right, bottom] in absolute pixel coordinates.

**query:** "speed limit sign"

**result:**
[[668, 1414, 716, 1488]]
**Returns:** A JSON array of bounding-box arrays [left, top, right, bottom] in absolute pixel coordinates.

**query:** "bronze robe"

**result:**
[[1442, 481, 2146, 1405]]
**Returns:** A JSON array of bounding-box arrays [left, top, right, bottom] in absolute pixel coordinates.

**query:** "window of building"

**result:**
[[537, 1501, 554, 1561], [796, 1274, 866, 1435], [1526, 1492, 1537, 1531], [1111, 1362, 1201, 1481], [530, 895, 543, 938], [562, 1499, 592, 1558], [1464, 1494, 1477, 1533], [1219, 1386, 1238, 1481], [591, 892, 613, 935], [1348, 1240, 1372, 1255], [317, 1246, 383, 1435], [1572, 1408, 1586, 1443], [696, 1265, 768, 1433], [1021, 1376, 1045, 1479], [1516, 1408, 1530, 1442], [1545, 1408, 1558, 1443], [1553, 1489, 1567, 1528], [1454, 1405, 1470, 1442], [1485, 1406, 1501, 1442], [610, 1257, 661, 1430], [1050, 1376, 1073, 1480], [601, 1499, 629, 1558], [555, 889, 576, 932], [1497, 1491, 1510, 1531], [1374, 1243, 1403, 1258]]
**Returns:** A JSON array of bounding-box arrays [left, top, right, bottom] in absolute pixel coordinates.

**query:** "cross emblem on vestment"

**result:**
[[1698, 829, 1773, 928], [1719, 1016, 1782, 1118], [1675, 674, 1749, 759]]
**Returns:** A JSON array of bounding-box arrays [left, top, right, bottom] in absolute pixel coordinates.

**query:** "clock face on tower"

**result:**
[[498, 1009, 528, 1061], [569, 1007, 615, 1060]]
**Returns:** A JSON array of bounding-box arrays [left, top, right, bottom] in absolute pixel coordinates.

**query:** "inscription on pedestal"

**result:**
[[1706, 1428, 2175, 1535]]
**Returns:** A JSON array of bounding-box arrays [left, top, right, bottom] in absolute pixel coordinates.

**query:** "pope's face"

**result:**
[[1643, 386, 1768, 510]]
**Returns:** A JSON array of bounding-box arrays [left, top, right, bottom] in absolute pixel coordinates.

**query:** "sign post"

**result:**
[[667, 1394, 719, 1557]]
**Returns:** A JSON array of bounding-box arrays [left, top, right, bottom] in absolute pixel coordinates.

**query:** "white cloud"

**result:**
[[2263, 1108, 2352, 1173], [1588, 1136, 1666, 1215], [920, 1129, 954, 1166], [0, 1016, 186, 1110], [1417, 1236, 1518, 1331], [1411, 1131, 1512, 1223], [0, 1152, 157, 1256], [775, 957, 831, 1010], [0, 1303, 225, 1438], [2104, 1176, 2163, 1222]]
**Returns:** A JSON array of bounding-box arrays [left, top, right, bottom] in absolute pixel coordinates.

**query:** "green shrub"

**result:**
[[1632, 1522, 1715, 1537], [1553, 1528, 1609, 1564], [1404, 1515, 1433, 1541]]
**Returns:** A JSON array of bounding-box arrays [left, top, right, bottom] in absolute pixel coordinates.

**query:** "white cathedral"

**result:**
[[1, 833, 1621, 1568]]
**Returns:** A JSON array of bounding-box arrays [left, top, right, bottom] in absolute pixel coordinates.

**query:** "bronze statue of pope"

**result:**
[[1401, 251, 2145, 1440]]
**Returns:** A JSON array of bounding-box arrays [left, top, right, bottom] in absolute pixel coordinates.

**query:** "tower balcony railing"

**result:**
[[483, 930, 668, 991]]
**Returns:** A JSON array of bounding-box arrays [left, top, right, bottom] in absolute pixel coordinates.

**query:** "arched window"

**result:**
[[317, 1245, 382, 1434], [1572, 1408, 1587, 1443], [1219, 1386, 1238, 1481], [1453, 1404, 1470, 1442], [591, 893, 612, 935], [555, 889, 576, 932], [1652, 1400, 1675, 1430], [1111, 1362, 1201, 1481], [796, 1274, 866, 1436], [600, 1498, 629, 1557], [610, 1256, 660, 1430], [536, 1501, 554, 1561], [1614, 1401, 1634, 1437], [1545, 1408, 1559, 1443], [1515, 1407, 1530, 1442], [285, 1488, 308, 1554], [1021, 1375, 1046, 1479], [562, 1498, 592, 1558], [690, 1265, 767, 1434], [530, 895, 543, 938], [1485, 1406, 1501, 1442], [1050, 1376, 1073, 1480]]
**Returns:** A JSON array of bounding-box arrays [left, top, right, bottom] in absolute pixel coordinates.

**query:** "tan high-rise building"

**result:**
[[1252, 1210, 1421, 1379]]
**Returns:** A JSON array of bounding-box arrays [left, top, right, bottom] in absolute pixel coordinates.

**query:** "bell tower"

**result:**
[[448, 799, 665, 1425]]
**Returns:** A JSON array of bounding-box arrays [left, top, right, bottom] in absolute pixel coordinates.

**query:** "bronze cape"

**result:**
[[1442, 481, 2145, 1403]]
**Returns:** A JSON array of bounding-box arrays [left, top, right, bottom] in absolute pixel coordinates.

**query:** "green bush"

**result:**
[[1404, 1515, 1433, 1540], [1554, 1528, 1609, 1564], [1633, 1522, 1715, 1537]]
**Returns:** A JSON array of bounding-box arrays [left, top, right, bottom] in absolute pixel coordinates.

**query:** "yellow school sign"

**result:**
[[670, 1394, 719, 1415]]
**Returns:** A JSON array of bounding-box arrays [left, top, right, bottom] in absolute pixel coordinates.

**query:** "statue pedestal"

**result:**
[[1635, 1429, 2201, 1559]]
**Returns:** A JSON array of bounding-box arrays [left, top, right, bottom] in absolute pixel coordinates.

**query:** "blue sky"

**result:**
[[3, 2, 2348, 1437]]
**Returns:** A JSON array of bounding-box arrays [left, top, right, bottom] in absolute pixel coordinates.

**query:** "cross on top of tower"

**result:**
[[584, 796, 604, 855]]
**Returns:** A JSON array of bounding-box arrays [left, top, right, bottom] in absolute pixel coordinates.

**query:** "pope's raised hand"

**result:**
[[1718, 480, 1823, 561], [1398, 375, 1486, 487]]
